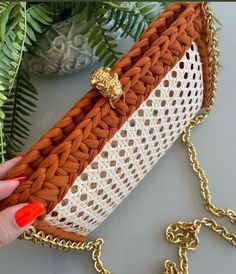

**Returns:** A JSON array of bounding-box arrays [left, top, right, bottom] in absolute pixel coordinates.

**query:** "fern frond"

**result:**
[[0, 2, 26, 93], [95, 13, 122, 66], [76, 6, 121, 67], [103, 2, 157, 41], [3, 67, 38, 159], [0, 2, 27, 162], [0, 2, 9, 14], [25, 3, 52, 47]]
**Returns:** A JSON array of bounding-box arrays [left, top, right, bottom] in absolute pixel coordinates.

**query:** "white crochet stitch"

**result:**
[[45, 41, 204, 236]]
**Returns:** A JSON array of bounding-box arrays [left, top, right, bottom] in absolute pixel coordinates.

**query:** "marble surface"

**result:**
[[0, 3, 235, 274]]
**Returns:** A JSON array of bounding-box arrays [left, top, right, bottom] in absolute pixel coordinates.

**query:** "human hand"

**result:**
[[0, 154, 44, 247]]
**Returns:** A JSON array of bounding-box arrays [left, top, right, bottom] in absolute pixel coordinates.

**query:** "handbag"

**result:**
[[1, 2, 235, 273]]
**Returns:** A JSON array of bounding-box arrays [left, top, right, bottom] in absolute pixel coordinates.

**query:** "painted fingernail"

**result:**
[[6, 176, 27, 182], [15, 153, 27, 158], [15, 202, 44, 227]]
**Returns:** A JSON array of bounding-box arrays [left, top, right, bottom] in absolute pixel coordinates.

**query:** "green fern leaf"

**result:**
[[0, 3, 9, 14], [77, 6, 121, 67], [0, 2, 26, 92], [103, 2, 157, 41], [3, 67, 38, 159], [0, 2, 27, 162], [25, 3, 52, 48]]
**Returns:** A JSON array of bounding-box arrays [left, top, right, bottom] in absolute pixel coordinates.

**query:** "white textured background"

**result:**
[[0, 2, 235, 274]]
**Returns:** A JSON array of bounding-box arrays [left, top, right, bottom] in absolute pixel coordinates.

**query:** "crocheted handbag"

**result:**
[[2, 2, 235, 273]]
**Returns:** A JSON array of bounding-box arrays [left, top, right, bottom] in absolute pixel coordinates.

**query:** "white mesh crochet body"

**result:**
[[45, 42, 204, 236]]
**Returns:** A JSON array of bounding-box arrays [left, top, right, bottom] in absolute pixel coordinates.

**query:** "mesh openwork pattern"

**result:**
[[0, 2, 209, 241], [45, 42, 203, 236]]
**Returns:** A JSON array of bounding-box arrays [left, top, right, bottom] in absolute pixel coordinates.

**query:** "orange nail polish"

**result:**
[[6, 176, 27, 182], [15, 153, 27, 158], [15, 202, 44, 227]]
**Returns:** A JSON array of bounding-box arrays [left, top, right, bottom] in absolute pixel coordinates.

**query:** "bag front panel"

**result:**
[[45, 41, 203, 236]]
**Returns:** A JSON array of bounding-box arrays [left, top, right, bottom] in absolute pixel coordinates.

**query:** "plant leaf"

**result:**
[[0, 2, 27, 162], [3, 67, 38, 159]]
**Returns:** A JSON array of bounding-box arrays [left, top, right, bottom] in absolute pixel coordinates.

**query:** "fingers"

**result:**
[[0, 202, 44, 247], [0, 179, 19, 200], [0, 153, 27, 200], [0, 153, 41, 248], [0, 153, 26, 179], [0, 177, 27, 200]]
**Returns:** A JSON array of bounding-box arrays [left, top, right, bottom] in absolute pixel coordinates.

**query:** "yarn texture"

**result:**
[[45, 42, 203, 236], [0, 2, 210, 241]]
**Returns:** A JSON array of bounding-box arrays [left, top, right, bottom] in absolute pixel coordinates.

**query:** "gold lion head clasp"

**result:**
[[90, 67, 124, 108]]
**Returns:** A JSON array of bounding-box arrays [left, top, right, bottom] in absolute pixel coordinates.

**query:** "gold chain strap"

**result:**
[[164, 218, 236, 274], [182, 5, 235, 223], [21, 4, 235, 274], [22, 227, 110, 274], [164, 3, 236, 274]]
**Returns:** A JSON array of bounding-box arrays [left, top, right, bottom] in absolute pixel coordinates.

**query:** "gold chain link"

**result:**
[[20, 3, 235, 274], [182, 3, 234, 223], [164, 218, 236, 274], [22, 227, 110, 274], [164, 3, 236, 274]]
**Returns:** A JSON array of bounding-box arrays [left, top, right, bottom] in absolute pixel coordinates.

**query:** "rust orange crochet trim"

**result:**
[[33, 220, 86, 242], [0, 2, 210, 240]]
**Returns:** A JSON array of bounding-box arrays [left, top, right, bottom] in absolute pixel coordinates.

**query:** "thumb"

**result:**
[[0, 202, 44, 247]]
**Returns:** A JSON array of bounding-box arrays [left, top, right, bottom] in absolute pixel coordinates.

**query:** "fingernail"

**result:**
[[15, 153, 27, 158], [15, 202, 44, 227], [6, 176, 27, 182]]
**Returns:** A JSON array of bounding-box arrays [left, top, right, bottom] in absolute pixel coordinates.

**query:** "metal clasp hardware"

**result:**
[[90, 67, 125, 108]]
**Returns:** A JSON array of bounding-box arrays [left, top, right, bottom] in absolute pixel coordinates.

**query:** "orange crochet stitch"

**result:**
[[0, 2, 210, 241]]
